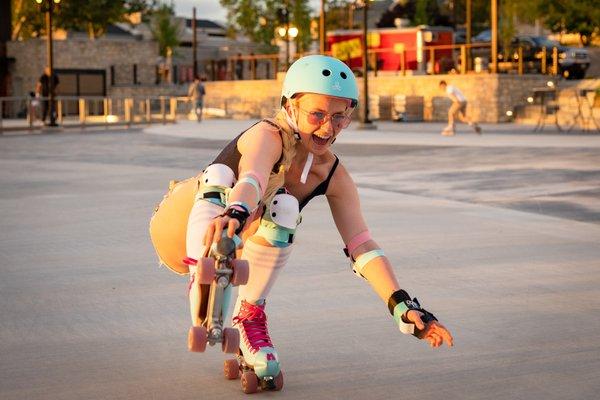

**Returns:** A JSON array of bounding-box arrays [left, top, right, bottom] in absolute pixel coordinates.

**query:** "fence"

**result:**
[[0, 95, 191, 132]]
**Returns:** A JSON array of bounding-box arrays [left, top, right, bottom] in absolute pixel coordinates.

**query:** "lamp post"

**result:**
[[320, 0, 326, 54], [35, 0, 60, 127], [278, 25, 299, 70], [491, 0, 498, 73], [358, 0, 375, 129], [192, 7, 197, 77], [277, 5, 292, 70]]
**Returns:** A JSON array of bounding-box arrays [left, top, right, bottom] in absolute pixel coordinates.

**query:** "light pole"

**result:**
[[277, 5, 291, 69], [491, 0, 498, 73], [278, 25, 299, 70], [320, 0, 326, 54], [358, 0, 375, 129], [192, 7, 197, 78], [35, 0, 60, 127]]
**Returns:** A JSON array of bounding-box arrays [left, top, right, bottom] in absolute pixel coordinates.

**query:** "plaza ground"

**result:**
[[1, 120, 599, 399]]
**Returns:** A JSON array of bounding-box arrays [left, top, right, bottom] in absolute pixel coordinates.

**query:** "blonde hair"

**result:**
[[261, 108, 298, 204]]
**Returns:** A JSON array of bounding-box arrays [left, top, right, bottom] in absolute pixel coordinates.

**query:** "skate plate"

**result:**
[[187, 237, 248, 353]]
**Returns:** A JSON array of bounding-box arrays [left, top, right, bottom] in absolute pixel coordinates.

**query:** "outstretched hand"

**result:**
[[405, 310, 454, 348]]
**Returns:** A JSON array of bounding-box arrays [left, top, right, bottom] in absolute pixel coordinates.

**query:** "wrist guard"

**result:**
[[221, 205, 250, 234], [388, 290, 438, 339]]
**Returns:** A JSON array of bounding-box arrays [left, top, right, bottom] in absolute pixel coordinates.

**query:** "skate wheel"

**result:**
[[187, 326, 207, 352], [223, 359, 240, 380], [273, 371, 284, 391], [222, 327, 240, 354], [241, 371, 259, 394], [198, 258, 216, 284], [231, 259, 249, 286]]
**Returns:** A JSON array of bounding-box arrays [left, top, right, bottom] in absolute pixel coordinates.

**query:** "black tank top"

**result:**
[[210, 119, 340, 211]]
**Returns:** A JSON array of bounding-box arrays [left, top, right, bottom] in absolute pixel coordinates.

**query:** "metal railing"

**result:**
[[0, 95, 197, 132]]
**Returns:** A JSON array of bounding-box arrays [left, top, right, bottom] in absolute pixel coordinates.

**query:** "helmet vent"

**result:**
[[340, 72, 347, 79], [322, 69, 331, 76]]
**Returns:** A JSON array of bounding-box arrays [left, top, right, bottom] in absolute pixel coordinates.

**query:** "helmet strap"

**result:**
[[283, 105, 301, 141], [282, 105, 313, 184]]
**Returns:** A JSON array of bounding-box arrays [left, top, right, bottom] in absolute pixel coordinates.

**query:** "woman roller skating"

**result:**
[[177, 55, 453, 393]]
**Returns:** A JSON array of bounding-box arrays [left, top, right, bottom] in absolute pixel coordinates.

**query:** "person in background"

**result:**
[[439, 80, 481, 136], [188, 75, 206, 122], [235, 53, 244, 80], [35, 67, 59, 125]]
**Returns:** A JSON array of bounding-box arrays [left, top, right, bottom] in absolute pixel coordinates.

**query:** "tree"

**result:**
[[537, 0, 600, 46], [413, 0, 441, 26], [290, 0, 312, 53], [325, 0, 353, 31], [11, 0, 155, 40], [219, 0, 312, 53], [377, 0, 447, 28], [149, 2, 181, 58], [11, 0, 46, 40]]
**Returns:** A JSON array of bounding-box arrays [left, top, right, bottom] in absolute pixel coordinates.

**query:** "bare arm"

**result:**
[[327, 163, 454, 348], [204, 121, 282, 244], [326, 163, 400, 303]]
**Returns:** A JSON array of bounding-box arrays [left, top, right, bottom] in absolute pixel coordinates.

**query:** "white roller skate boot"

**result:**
[[233, 299, 283, 391]]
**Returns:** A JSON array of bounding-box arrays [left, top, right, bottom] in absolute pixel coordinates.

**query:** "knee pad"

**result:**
[[256, 188, 301, 247], [195, 163, 236, 207]]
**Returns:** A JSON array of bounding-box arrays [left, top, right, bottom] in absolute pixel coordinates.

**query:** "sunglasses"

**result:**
[[296, 107, 353, 130]]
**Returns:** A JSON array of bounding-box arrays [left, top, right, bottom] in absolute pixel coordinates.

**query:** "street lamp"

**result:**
[[35, 0, 61, 127], [357, 0, 376, 129], [277, 21, 298, 70]]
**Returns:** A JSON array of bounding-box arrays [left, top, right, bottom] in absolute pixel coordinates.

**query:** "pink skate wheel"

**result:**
[[273, 371, 284, 391], [231, 259, 249, 286], [187, 326, 207, 352], [223, 359, 240, 380], [221, 327, 240, 354], [241, 371, 258, 394], [198, 258, 216, 284]]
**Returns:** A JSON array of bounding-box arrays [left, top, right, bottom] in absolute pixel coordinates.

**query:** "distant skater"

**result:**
[[439, 80, 481, 136]]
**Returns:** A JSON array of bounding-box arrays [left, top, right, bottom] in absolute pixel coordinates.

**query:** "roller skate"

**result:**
[[469, 122, 482, 134], [223, 300, 284, 393], [441, 125, 455, 136], [185, 236, 249, 354]]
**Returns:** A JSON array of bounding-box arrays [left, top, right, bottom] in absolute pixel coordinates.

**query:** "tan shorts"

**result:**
[[449, 101, 467, 115]]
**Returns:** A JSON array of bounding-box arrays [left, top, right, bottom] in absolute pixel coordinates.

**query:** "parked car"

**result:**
[[471, 31, 590, 79], [472, 29, 491, 43], [511, 35, 590, 79]]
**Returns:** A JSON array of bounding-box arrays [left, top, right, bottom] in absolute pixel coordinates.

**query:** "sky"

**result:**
[[173, 0, 322, 23]]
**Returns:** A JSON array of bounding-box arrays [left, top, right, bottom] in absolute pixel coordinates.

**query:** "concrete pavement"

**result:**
[[1, 121, 599, 399]]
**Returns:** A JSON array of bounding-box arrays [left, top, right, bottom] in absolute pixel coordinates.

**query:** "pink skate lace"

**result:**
[[233, 300, 274, 354]]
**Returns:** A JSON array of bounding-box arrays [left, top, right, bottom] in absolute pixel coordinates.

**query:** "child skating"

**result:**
[[151, 55, 454, 393], [439, 80, 482, 136]]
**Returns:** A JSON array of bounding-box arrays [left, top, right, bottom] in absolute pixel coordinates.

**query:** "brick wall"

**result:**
[[7, 38, 158, 97]]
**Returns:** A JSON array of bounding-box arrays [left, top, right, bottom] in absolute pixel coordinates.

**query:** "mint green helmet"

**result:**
[[281, 55, 359, 108]]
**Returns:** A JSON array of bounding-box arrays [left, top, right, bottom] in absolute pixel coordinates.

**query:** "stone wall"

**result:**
[[200, 73, 553, 123], [7, 38, 158, 97], [202, 79, 281, 119], [5, 38, 554, 123]]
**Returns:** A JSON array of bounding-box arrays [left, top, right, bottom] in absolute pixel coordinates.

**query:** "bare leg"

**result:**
[[443, 102, 461, 135]]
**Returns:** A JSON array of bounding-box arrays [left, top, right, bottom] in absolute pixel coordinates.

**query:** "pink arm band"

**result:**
[[239, 170, 268, 196], [344, 230, 372, 257]]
